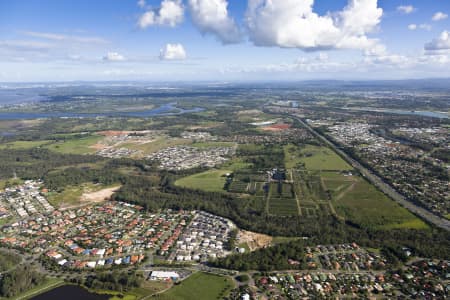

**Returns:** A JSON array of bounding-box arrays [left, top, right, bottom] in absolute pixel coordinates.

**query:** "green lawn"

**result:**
[[161, 272, 234, 300], [332, 176, 428, 230], [285, 144, 352, 171], [175, 170, 230, 192], [45, 135, 102, 154]]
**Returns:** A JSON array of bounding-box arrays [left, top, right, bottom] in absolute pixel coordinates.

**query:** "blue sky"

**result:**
[[1, 0, 450, 82]]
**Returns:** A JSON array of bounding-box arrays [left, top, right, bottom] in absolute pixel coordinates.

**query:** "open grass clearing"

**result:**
[[0, 178, 24, 190], [285, 144, 352, 171], [332, 176, 428, 230], [160, 272, 234, 300], [45, 134, 102, 154], [175, 169, 230, 192], [0, 140, 52, 150]]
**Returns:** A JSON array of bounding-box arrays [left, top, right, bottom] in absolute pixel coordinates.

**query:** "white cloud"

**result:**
[[397, 5, 415, 14], [0, 40, 52, 51], [425, 31, 450, 51], [188, 0, 242, 44], [408, 24, 417, 30], [419, 23, 432, 31], [138, 0, 184, 28], [245, 0, 382, 51], [159, 43, 187, 60], [432, 12, 448, 21], [137, 0, 146, 9], [103, 52, 125, 61], [408, 23, 432, 31], [20, 31, 108, 44]]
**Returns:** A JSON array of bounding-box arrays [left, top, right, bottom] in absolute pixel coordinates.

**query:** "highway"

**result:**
[[294, 116, 450, 232]]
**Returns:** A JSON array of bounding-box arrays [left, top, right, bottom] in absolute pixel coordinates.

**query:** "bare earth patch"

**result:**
[[238, 230, 273, 251], [80, 186, 121, 203]]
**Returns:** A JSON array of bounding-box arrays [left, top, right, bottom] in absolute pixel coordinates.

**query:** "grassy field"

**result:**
[[0, 178, 24, 190], [175, 170, 231, 192], [45, 135, 102, 154], [0, 140, 51, 150], [331, 175, 428, 230], [220, 158, 253, 172], [285, 144, 352, 171], [321, 171, 355, 193], [160, 272, 234, 300]]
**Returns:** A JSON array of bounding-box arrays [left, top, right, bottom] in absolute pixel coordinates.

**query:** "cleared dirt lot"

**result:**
[[80, 186, 121, 203], [238, 230, 273, 251]]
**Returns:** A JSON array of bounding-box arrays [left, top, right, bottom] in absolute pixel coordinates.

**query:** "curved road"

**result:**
[[294, 116, 450, 231]]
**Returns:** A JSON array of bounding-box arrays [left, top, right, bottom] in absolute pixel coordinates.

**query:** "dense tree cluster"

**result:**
[[0, 265, 46, 298], [212, 241, 306, 271], [69, 271, 142, 293], [0, 250, 21, 272], [0, 148, 102, 179]]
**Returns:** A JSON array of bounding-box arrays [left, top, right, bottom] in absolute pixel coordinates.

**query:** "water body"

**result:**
[[344, 107, 449, 119], [31, 285, 109, 300], [0, 103, 204, 120], [0, 90, 48, 105], [386, 109, 449, 119]]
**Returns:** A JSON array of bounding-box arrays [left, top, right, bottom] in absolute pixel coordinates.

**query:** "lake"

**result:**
[[0, 103, 204, 120], [31, 285, 110, 300]]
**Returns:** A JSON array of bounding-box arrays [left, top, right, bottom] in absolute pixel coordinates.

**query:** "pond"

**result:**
[[31, 285, 110, 300]]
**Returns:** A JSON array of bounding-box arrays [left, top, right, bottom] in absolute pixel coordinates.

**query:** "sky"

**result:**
[[1, 0, 450, 82]]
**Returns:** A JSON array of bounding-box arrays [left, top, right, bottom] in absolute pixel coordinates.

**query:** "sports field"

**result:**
[[175, 169, 230, 192]]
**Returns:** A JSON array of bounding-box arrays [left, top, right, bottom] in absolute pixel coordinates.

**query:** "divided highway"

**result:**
[[294, 116, 450, 231]]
